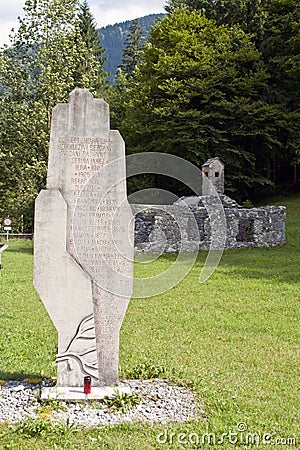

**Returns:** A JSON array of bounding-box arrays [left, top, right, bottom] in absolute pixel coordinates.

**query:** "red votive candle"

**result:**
[[84, 376, 91, 394]]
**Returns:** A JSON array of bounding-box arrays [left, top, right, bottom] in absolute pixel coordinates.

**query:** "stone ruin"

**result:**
[[132, 157, 286, 253]]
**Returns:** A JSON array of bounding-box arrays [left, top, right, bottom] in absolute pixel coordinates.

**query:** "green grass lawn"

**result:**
[[0, 195, 299, 449]]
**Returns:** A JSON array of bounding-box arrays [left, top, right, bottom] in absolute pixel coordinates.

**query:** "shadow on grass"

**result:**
[[0, 372, 48, 382], [5, 244, 33, 256], [217, 245, 300, 284]]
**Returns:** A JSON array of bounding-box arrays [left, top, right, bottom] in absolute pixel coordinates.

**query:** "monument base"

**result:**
[[40, 385, 131, 401]]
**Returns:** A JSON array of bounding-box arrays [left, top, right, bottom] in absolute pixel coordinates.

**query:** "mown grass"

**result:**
[[0, 195, 299, 449]]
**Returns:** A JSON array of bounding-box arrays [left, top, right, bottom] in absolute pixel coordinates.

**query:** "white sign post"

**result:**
[[3, 218, 12, 243]]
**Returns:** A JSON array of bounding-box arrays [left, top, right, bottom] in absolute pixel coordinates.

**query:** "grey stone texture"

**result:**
[[132, 195, 286, 253], [202, 157, 224, 195], [34, 89, 133, 388]]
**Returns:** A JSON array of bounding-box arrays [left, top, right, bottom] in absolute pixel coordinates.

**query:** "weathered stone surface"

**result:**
[[202, 157, 224, 195], [132, 200, 286, 253], [34, 190, 94, 386], [34, 89, 134, 387]]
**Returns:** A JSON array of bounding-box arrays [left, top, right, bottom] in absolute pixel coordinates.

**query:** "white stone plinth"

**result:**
[[40, 384, 131, 401]]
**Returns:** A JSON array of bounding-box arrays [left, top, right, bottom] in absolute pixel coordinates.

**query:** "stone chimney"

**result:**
[[202, 157, 224, 195]]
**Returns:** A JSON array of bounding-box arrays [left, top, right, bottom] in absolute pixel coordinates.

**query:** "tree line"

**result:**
[[113, 0, 300, 200], [0, 0, 299, 231]]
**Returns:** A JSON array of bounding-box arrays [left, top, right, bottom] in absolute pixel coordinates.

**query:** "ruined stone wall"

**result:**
[[131, 203, 286, 253]]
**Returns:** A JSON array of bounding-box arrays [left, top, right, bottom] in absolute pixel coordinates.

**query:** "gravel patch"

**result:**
[[0, 379, 205, 428]]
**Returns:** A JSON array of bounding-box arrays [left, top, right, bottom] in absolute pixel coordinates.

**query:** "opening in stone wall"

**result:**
[[237, 218, 254, 242], [134, 213, 153, 244]]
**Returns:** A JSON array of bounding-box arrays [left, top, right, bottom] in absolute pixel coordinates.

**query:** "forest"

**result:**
[[0, 0, 299, 231]]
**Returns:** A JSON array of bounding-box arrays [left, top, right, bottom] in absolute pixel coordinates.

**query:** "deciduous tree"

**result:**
[[0, 0, 107, 229], [118, 9, 289, 199]]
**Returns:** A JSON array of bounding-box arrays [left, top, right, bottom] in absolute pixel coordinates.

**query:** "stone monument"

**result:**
[[34, 89, 134, 398]]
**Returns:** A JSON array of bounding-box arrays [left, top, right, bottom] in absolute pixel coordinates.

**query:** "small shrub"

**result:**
[[103, 390, 142, 413], [14, 417, 78, 438], [126, 362, 166, 380], [15, 418, 53, 437], [53, 418, 78, 437]]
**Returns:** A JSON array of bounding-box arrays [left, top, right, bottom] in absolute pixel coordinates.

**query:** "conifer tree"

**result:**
[[77, 0, 107, 94], [120, 19, 145, 77]]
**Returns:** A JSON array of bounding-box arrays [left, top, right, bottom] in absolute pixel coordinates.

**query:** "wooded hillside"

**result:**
[[99, 14, 165, 83]]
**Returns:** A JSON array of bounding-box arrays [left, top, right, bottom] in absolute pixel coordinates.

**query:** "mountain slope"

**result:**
[[98, 13, 165, 83]]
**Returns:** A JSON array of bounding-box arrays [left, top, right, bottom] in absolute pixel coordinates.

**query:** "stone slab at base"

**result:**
[[40, 385, 131, 401]]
